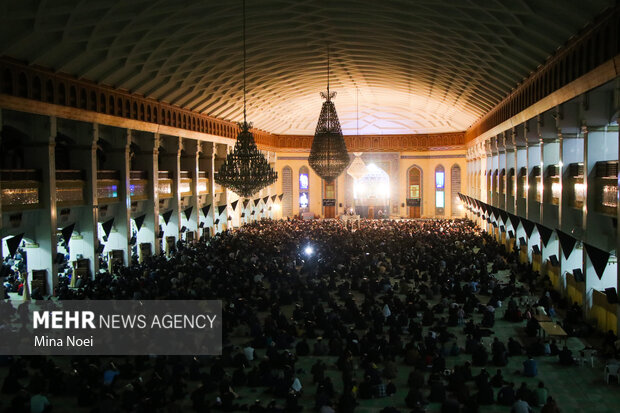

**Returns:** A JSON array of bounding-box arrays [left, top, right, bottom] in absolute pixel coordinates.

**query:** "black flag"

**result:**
[[521, 219, 535, 238], [253, 199, 260, 207], [556, 229, 577, 260], [61, 223, 75, 246], [584, 243, 611, 280], [101, 218, 114, 237], [202, 205, 211, 216], [535, 223, 553, 246], [184, 207, 193, 221], [231, 200, 238, 210], [263, 196, 269, 204], [218, 205, 227, 215], [5, 233, 24, 258], [134, 214, 146, 231], [278, 194, 283, 201], [161, 210, 173, 225], [243, 199, 250, 209], [271, 195, 277, 203]]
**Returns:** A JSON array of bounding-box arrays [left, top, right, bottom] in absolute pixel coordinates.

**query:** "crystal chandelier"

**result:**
[[215, 0, 277, 198], [309, 48, 351, 183]]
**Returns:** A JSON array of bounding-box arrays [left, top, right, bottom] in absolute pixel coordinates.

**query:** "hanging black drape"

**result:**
[[102, 218, 115, 237], [6, 233, 24, 258], [556, 229, 577, 260], [243, 199, 250, 209], [184, 207, 193, 221], [535, 223, 553, 246], [217, 205, 227, 215], [508, 213, 520, 230], [230, 200, 238, 211], [584, 243, 611, 280], [134, 214, 146, 231], [161, 211, 172, 225], [521, 219, 535, 238], [201, 205, 211, 217], [61, 223, 75, 246]]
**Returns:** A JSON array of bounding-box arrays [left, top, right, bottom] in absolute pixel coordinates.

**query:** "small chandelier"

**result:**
[[309, 48, 350, 183], [215, 0, 277, 198]]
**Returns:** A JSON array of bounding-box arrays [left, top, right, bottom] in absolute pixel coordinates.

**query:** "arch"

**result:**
[[32, 76, 42, 100], [116, 97, 123, 116], [435, 164, 445, 216], [2, 68, 13, 94], [450, 164, 462, 216], [45, 79, 54, 103], [79, 88, 87, 109], [282, 166, 293, 217], [406, 165, 423, 218], [69, 85, 77, 107], [90, 91, 97, 111], [99, 93, 106, 113], [58, 82, 66, 105], [17, 72, 28, 98], [133, 102, 139, 119]]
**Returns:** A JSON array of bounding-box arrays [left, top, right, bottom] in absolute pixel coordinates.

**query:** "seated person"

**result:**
[[523, 356, 538, 377], [558, 346, 574, 366]]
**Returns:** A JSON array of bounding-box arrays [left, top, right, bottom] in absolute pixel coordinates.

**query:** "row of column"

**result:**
[[0, 109, 279, 296], [465, 78, 620, 334]]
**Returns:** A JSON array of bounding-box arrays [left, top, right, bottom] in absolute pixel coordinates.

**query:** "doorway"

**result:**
[[407, 166, 422, 218]]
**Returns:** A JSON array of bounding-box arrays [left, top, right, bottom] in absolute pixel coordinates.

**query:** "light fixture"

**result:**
[[308, 47, 350, 183], [214, 0, 277, 198]]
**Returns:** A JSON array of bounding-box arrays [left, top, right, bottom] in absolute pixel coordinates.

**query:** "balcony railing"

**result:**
[[595, 161, 618, 216], [56, 169, 85, 206], [97, 170, 120, 204], [0, 169, 41, 210], [157, 170, 173, 199], [130, 170, 148, 201]]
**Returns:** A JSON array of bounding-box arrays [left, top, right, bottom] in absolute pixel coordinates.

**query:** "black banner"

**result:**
[[61, 223, 75, 246], [535, 223, 553, 246], [584, 243, 611, 280], [230, 200, 238, 211], [201, 205, 211, 217], [406, 198, 421, 207], [134, 214, 146, 231], [217, 205, 227, 215], [184, 207, 193, 221], [322, 199, 336, 206], [5, 233, 24, 258], [521, 219, 535, 238], [556, 229, 577, 260], [102, 218, 115, 237]]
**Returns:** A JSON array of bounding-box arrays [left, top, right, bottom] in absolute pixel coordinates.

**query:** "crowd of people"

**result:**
[[1, 217, 617, 412]]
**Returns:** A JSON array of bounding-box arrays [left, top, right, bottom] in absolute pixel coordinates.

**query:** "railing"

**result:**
[[130, 170, 148, 201], [97, 170, 120, 204], [56, 169, 85, 206], [595, 161, 618, 216], [180, 171, 192, 197], [157, 170, 173, 199], [0, 169, 41, 210]]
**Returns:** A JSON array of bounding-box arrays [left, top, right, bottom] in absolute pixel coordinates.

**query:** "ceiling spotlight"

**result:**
[[304, 246, 314, 256]]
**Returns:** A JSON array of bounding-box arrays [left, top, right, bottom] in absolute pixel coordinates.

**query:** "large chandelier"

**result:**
[[215, 0, 277, 198], [308, 48, 350, 182]]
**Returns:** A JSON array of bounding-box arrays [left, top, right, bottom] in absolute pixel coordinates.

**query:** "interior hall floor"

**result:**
[[2, 265, 620, 412]]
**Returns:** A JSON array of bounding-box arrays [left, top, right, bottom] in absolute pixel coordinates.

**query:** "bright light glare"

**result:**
[[304, 246, 314, 256], [273, 204, 281, 211]]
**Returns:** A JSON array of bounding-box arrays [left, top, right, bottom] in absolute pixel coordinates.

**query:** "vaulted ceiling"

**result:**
[[0, 0, 615, 135]]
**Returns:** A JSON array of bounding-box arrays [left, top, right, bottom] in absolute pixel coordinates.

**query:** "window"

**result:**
[[299, 173, 309, 190], [282, 166, 293, 217], [451, 164, 462, 216], [299, 166, 309, 211], [435, 165, 445, 215]]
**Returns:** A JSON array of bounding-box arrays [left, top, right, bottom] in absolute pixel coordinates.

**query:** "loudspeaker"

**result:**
[[96, 244, 105, 254], [199, 222, 205, 228], [129, 236, 137, 246], [532, 245, 541, 255], [572, 268, 584, 283], [508, 230, 515, 239], [500, 225, 505, 233], [604, 287, 618, 304], [549, 255, 559, 267], [519, 237, 526, 245], [158, 230, 164, 238], [339, 203, 343, 207], [180, 226, 187, 233]]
